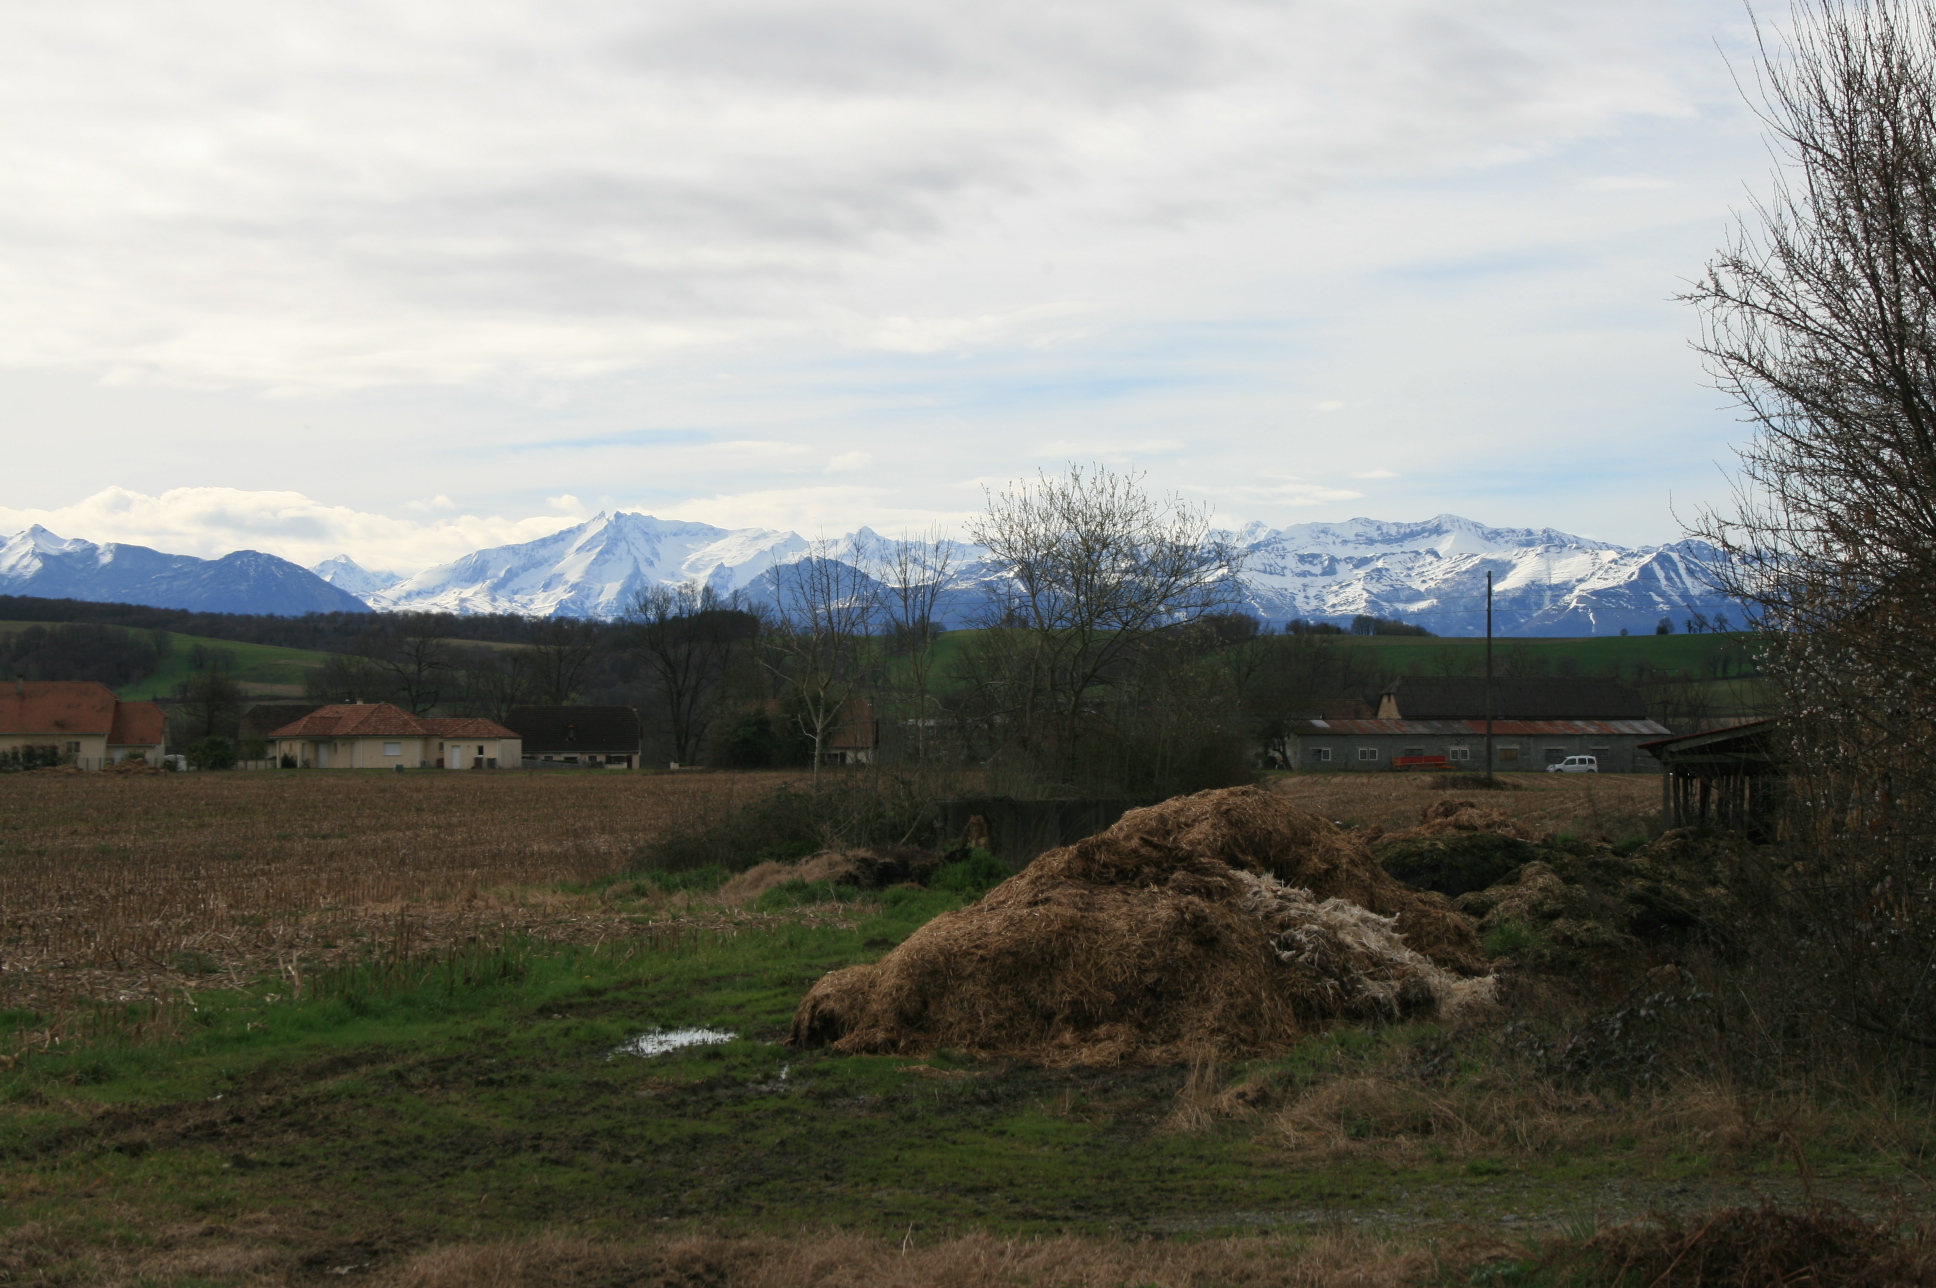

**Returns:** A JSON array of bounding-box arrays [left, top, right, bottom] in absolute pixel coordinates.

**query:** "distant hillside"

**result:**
[[0, 526, 368, 616]]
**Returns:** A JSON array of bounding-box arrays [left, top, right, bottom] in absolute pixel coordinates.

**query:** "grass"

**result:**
[[123, 630, 340, 700], [4, 769, 1929, 1285], [0, 621, 343, 700], [2, 889, 1925, 1284]]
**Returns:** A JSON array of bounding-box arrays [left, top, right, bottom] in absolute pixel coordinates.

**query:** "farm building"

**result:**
[[505, 705, 642, 768], [1641, 720, 1781, 834], [268, 703, 521, 769], [0, 678, 165, 768], [1281, 676, 1670, 772]]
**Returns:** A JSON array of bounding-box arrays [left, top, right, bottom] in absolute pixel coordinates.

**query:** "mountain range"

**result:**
[[0, 511, 1735, 636], [0, 526, 369, 616], [317, 510, 1734, 637]]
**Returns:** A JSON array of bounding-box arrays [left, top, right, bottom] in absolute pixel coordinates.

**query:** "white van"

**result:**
[[1547, 755, 1599, 774]]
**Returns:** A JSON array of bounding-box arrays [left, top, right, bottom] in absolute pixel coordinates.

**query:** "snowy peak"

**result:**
[[1238, 514, 1618, 559], [372, 510, 811, 617], [311, 553, 401, 597], [0, 526, 370, 615]]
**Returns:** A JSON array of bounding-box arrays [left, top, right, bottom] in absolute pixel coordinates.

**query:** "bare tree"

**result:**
[[358, 614, 455, 714], [967, 464, 1242, 787], [524, 616, 600, 706], [761, 537, 877, 782], [871, 527, 959, 762], [1688, 0, 1936, 1052], [454, 646, 537, 725], [625, 583, 756, 766]]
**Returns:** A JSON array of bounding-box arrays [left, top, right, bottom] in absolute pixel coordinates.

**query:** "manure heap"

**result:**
[[791, 786, 1494, 1065]]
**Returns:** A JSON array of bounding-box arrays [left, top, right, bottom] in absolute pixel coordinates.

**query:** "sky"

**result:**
[[0, 0, 1779, 575]]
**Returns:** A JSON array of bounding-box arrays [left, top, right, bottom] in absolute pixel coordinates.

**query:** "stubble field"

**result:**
[[0, 768, 1661, 1022]]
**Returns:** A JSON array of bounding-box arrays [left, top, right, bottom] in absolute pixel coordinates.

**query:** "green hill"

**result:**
[[0, 620, 338, 701]]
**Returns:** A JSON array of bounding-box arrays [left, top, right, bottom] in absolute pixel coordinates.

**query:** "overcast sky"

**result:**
[[0, 0, 1776, 573]]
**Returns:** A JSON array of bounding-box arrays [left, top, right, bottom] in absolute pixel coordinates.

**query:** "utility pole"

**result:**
[[1484, 570, 1494, 785]]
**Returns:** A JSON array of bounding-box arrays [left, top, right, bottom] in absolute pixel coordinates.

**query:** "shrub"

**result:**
[[184, 736, 237, 771], [633, 773, 946, 875], [0, 745, 62, 773], [930, 848, 1009, 897]]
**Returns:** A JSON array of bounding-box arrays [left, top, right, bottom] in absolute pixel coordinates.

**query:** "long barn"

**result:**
[[1281, 677, 1671, 772]]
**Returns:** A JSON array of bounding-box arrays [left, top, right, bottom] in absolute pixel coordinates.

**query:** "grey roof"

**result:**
[[1381, 676, 1650, 721], [505, 705, 642, 753]]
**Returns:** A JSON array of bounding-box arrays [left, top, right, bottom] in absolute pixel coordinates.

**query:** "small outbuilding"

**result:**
[[505, 705, 642, 768], [268, 703, 521, 769], [1640, 719, 1781, 835]]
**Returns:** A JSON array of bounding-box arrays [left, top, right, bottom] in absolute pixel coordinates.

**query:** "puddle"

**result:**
[[612, 1027, 737, 1059]]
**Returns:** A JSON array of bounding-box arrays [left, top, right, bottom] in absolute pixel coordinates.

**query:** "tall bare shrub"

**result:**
[[1690, 0, 1936, 1056]]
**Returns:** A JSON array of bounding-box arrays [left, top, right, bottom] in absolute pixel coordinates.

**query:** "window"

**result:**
[[1402, 747, 1424, 758], [1498, 747, 1519, 762], [64, 741, 79, 755], [1544, 747, 1567, 764], [1448, 747, 1470, 761], [383, 742, 403, 757], [1357, 747, 1380, 761], [1309, 747, 1332, 763]]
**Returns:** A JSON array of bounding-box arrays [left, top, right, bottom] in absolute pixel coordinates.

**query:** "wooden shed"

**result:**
[[1640, 720, 1781, 836]]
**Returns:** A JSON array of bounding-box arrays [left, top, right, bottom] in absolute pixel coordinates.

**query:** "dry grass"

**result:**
[[0, 1223, 1434, 1288], [1266, 771, 1661, 840], [0, 770, 810, 1015]]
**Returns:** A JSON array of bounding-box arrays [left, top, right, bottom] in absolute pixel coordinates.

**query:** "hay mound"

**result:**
[[719, 847, 942, 904], [790, 786, 1491, 1064], [1453, 828, 1761, 974], [1412, 798, 1540, 841]]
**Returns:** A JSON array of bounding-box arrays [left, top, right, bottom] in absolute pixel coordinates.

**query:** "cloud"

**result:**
[[0, 0, 1740, 391], [0, 487, 581, 575], [824, 451, 873, 473], [1352, 468, 1398, 479]]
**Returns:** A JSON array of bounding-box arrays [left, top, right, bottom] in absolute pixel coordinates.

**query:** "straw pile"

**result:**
[[790, 785, 1492, 1064]]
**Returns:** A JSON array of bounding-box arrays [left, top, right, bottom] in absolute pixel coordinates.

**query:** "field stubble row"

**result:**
[[0, 771, 814, 1015]]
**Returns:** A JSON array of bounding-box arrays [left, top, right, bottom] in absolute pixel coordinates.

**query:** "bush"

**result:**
[[0, 744, 62, 773], [184, 736, 237, 771], [633, 773, 946, 875], [930, 848, 1010, 897]]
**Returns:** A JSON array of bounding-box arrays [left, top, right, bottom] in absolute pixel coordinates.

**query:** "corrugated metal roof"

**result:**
[[1295, 718, 1672, 736]]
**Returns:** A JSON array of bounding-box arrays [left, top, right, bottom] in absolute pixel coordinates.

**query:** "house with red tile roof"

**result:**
[[1, 678, 166, 767], [268, 703, 521, 769]]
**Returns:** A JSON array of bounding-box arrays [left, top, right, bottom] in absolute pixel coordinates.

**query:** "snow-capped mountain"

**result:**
[[311, 553, 401, 598], [2, 511, 1738, 635], [369, 511, 810, 617], [0, 525, 370, 615], [1228, 515, 1733, 636], [356, 510, 1732, 636]]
